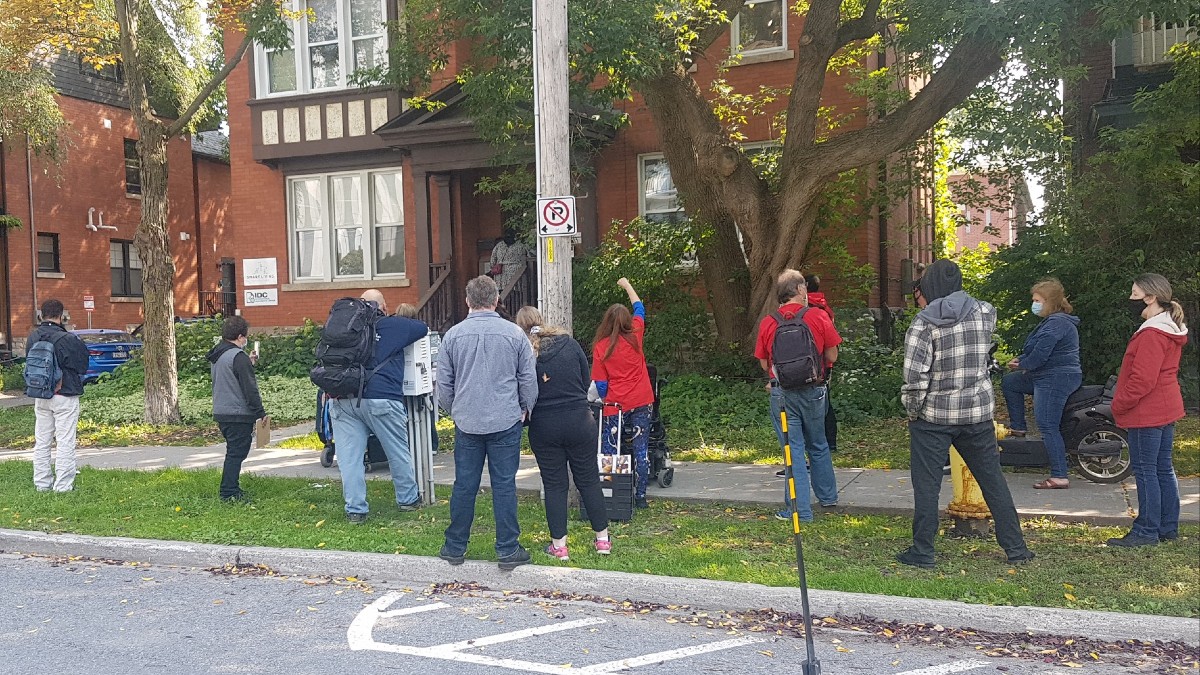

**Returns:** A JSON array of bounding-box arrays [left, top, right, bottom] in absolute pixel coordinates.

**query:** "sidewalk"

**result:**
[[0, 391, 32, 409], [1, 421, 1196, 526]]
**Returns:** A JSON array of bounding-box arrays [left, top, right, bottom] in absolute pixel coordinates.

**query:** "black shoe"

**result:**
[[895, 547, 935, 570], [221, 491, 251, 503], [1107, 533, 1158, 548], [398, 499, 422, 512], [438, 545, 466, 566], [1006, 550, 1036, 564], [775, 469, 787, 477], [498, 546, 531, 571], [1160, 531, 1178, 541], [635, 497, 649, 509], [346, 512, 368, 525]]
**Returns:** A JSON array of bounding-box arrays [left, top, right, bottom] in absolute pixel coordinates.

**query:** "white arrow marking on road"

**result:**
[[575, 636, 766, 674], [894, 660, 990, 675], [348, 590, 765, 674]]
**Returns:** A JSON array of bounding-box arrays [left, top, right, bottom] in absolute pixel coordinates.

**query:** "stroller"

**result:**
[[645, 364, 674, 488], [315, 390, 389, 473]]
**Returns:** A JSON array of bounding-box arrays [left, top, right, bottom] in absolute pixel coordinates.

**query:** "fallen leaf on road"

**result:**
[[836, 646, 853, 653], [213, 600, 224, 605], [758, 651, 774, 657], [1062, 662, 1083, 668]]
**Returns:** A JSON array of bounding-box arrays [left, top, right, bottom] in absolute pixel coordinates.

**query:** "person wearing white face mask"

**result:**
[[1107, 273, 1189, 548], [1001, 278, 1082, 489]]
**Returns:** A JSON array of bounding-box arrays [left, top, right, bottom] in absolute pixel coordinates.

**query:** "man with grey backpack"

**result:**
[[25, 299, 90, 493]]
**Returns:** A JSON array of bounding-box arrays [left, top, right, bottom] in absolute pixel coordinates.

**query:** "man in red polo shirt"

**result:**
[[754, 269, 842, 522]]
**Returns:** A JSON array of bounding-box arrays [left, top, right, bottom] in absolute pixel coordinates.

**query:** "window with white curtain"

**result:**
[[638, 154, 687, 224], [732, 0, 787, 54], [288, 168, 405, 281], [256, 0, 388, 97]]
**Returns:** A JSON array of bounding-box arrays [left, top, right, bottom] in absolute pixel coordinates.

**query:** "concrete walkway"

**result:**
[[0, 391, 33, 409], [1, 421, 1196, 526]]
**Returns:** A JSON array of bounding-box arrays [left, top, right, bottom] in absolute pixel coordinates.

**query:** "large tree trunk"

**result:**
[[135, 131, 181, 424]]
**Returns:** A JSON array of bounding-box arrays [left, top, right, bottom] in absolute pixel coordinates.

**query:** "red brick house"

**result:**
[[947, 173, 1032, 251], [0, 55, 233, 353], [222, 0, 936, 332]]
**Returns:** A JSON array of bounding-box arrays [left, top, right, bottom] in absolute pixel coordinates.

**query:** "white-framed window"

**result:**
[[732, 0, 787, 54], [256, 0, 388, 98], [960, 205, 971, 234], [638, 154, 688, 224], [288, 168, 405, 282]]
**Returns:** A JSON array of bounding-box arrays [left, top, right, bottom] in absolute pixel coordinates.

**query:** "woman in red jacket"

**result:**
[[1108, 273, 1189, 548]]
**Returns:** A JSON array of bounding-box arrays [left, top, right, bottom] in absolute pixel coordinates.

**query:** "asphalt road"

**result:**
[[0, 553, 1177, 674]]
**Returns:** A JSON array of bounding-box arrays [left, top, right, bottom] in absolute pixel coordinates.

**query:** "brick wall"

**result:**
[[2, 94, 230, 343], [948, 174, 1027, 252]]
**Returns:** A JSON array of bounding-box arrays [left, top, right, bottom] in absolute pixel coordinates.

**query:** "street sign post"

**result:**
[[537, 196, 576, 237], [83, 295, 95, 329]]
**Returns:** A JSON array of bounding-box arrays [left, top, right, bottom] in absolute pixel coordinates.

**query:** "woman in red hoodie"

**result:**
[[1108, 273, 1190, 548]]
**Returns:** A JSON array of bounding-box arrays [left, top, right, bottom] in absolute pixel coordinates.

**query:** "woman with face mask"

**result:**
[[1107, 274, 1189, 548], [1001, 278, 1082, 489]]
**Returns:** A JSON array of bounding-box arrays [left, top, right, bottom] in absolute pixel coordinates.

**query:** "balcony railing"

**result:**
[[1133, 15, 1195, 67]]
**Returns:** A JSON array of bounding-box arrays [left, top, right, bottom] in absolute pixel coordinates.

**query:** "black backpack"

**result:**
[[771, 308, 824, 390], [309, 298, 393, 399]]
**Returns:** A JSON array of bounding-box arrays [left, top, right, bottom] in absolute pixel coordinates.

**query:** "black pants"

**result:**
[[908, 419, 1029, 561], [218, 420, 255, 498], [529, 407, 609, 537], [824, 388, 838, 452]]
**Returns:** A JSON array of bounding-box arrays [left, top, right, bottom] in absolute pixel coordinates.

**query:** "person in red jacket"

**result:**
[[805, 274, 839, 454], [592, 278, 655, 509], [1107, 273, 1189, 548]]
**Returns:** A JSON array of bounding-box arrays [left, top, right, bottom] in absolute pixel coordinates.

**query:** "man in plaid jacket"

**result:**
[[897, 259, 1034, 569]]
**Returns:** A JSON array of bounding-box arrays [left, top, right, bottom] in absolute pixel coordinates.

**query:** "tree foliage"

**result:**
[[969, 41, 1199, 399], [392, 0, 1180, 349]]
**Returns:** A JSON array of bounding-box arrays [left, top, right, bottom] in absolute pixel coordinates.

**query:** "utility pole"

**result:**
[[532, 0, 573, 331]]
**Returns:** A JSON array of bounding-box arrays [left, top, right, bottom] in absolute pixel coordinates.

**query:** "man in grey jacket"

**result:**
[[437, 275, 538, 570], [207, 316, 266, 502]]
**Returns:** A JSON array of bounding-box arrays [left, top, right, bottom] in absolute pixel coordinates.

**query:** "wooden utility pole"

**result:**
[[532, 0, 573, 331]]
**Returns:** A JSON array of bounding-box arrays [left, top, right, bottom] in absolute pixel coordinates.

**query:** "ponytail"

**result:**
[[1166, 300, 1187, 329]]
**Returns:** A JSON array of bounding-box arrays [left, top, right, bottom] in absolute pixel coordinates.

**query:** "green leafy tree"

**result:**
[[973, 41, 1199, 400], [390, 0, 1173, 348], [0, 0, 292, 423]]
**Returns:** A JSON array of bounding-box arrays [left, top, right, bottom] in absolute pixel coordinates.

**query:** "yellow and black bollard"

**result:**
[[780, 410, 822, 675]]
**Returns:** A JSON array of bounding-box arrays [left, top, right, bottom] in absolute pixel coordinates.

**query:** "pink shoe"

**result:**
[[544, 544, 569, 561], [594, 539, 612, 555]]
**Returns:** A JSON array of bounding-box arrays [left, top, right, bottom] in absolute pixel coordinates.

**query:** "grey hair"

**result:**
[[775, 268, 808, 306], [465, 275, 500, 310]]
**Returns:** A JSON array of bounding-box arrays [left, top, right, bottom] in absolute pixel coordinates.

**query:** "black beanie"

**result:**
[[919, 259, 964, 302]]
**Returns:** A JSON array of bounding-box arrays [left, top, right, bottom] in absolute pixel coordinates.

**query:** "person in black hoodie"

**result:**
[[28, 299, 90, 492], [515, 306, 611, 561], [206, 316, 267, 501]]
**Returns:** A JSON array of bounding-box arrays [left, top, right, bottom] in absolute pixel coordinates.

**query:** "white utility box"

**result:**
[[403, 335, 434, 396]]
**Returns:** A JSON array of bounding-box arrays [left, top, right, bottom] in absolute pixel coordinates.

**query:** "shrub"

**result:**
[[2, 364, 24, 391]]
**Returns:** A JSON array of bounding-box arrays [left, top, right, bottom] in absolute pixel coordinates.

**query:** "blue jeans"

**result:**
[[1001, 370, 1082, 479], [773, 385, 839, 520], [1128, 424, 1180, 541], [443, 420, 524, 557], [329, 398, 418, 514], [601, 406, 651, 499]]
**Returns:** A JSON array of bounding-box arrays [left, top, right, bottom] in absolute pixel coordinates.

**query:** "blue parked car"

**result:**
[[71, 329, 142, 383]]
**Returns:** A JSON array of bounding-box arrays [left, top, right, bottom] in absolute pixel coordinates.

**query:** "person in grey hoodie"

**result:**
[[1001, 278, 1083, 489], [207, 316, 266, 501], [897, 259, 1033, 569]]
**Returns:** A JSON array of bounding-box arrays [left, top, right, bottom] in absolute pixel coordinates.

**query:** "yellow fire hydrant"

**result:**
[[945, 423, 1006, 537]]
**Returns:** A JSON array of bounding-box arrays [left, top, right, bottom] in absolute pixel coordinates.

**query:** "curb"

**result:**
[[2, 528, 1195, 647]]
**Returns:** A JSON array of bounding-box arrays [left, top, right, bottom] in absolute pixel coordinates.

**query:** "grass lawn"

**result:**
[[1, 461, 1196, 618]]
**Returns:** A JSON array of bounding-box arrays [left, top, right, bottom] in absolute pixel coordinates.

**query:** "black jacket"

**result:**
[[27, 322, 90, 397], [206, 341, 266, 423], [531, 334, 591, 414]]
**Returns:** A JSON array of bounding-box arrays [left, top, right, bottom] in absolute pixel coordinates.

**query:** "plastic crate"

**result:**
[[578, 472, 634, 522]]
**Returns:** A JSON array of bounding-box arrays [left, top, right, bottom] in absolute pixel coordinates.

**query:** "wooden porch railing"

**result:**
[[416, 262, 455, 334], [499, 262, 537, 319]]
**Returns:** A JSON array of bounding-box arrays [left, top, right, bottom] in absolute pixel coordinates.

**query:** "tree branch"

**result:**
[[779, 0, 843, 178], [794, 30, 1005, 183], [114, 0, 160, 130], [835, 0, 883, 48], [166, 32, 254, 138]]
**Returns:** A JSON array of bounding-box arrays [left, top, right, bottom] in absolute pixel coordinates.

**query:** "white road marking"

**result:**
[[379, 602, 450, 618], [575, 636, 766, 674], [895, 660, 990, 675], [430, 617, 608, 653]]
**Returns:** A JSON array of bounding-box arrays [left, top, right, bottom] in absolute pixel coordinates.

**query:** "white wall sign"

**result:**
[[243, 258, 278, 287], [243, 288, 279, 307], [537, 196, 577, 237]]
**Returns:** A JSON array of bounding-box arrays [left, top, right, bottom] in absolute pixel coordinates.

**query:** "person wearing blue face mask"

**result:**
[[1001, 278, 1082, 489]]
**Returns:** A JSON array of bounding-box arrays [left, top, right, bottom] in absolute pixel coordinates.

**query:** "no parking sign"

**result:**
[[537, 196, 576, 237]]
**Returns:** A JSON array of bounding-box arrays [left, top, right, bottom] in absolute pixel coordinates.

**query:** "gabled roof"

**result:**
[[191, 131, 229, 162]]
